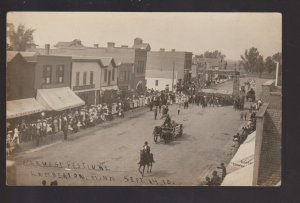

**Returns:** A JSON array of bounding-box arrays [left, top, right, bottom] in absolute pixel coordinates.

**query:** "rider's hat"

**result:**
[[144, 141, 148, 145]]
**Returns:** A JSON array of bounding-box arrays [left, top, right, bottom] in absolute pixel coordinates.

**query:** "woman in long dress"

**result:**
[[53, 117, 58, 133]]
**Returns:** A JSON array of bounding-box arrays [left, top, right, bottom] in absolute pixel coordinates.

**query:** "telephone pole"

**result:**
[[172, 62, 175, 92]]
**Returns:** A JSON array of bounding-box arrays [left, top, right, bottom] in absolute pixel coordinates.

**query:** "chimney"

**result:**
[[94, 44, 99, 48], [45, 44, 50, 55], [172, 49, 176, 52], [107, 42, 115, 48], [134, 38, 143, 45], [160, 48, 165, 52], [121, 45, 128, 48]]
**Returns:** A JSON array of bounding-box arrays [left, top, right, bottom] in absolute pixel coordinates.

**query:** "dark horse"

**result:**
[[153, 126, 173, 144], [138, 150, 154, 177]]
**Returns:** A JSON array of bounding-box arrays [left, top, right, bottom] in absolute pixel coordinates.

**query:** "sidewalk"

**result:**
[[12, 106, 150, 155]]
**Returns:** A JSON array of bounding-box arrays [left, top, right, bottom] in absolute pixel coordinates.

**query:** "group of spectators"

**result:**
[[202, 97, 263, 186], [6, 94, 152, 156], [204, 163, 227, 186]]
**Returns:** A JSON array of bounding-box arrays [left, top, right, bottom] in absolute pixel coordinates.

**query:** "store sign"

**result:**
[[73, 84, 95, 91]]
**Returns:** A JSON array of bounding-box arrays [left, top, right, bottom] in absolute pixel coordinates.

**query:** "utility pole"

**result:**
[[172, 62, 175, 92]]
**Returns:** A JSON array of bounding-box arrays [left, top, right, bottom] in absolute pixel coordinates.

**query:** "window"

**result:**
[[76, 72, 80, 86], [155, 80, 159, 86], [104, 69, 107, 82], [43, 65, 52, 84], [112, 68, 115, 81], [90, 71, 93, 84], [56, 65, 64, 83], [128, 72, 130, 81], [83, 72, 87, 85]]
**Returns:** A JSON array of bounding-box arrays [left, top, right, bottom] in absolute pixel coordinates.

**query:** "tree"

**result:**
[[240, 47, 262, 74], [272, 52, 282, 64], [257, 55, 265, 77], [265, 56, 276, 73], [7, 24, 35, 51], [203, 50, 226, 60]]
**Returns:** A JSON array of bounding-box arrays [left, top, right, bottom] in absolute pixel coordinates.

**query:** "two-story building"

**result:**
[[70, 56, 118, 105], [71, 56, 102, 105], [28, 53, 84, 111], [6, 51, 84, 119], [6, 51, 45, 119], [32, 39, 147, 94]]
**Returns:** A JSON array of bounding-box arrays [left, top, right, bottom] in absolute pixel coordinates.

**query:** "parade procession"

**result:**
[[6, 12, 282, 187]]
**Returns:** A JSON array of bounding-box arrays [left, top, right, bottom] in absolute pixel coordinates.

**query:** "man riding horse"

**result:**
[[138, 141, 154, 176]]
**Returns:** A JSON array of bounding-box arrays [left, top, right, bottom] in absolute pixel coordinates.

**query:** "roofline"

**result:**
[[148, 50, 193, 54]]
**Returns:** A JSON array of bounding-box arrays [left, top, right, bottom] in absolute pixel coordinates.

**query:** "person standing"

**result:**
[[62, 116, 68, 140], [244, 111, 248, 120], [217, 163, 227, 181], [36, 120, 41, 146], [154, 108, 158, 120], [210, 170, 221, 186], [240, 111, 244, 120]]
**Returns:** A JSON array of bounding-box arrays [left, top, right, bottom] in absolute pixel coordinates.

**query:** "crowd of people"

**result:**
[[203, 97, 263, 186], [6, 94, 153, 156]]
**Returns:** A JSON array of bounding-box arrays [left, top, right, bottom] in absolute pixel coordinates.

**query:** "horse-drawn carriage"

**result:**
[[153, 121, 183, 144]]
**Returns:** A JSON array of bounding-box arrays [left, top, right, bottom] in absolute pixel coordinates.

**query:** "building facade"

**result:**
[[32, 39, 147, 93], [253, 80, 282, 186], [71, 57, 102, 105], [6, 52, 35, 101], [31, 55, 72, 91], [117, 62, 134, 91], [146, 49, 192, 81], [145, 69, 178, 92]]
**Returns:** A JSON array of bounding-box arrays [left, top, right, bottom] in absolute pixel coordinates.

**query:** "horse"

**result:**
[[138, 150, 154, 177]]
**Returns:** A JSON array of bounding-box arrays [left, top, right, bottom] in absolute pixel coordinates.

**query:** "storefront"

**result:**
[[76, 90, 96, 106], [36, 87, 85, 111]]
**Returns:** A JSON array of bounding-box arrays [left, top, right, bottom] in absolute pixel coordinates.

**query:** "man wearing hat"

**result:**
[[36, 120, 42, 146], [143, 141, 150, 154]]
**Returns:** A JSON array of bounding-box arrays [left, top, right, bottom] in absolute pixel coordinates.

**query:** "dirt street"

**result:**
[[11, 78, 268, 186]]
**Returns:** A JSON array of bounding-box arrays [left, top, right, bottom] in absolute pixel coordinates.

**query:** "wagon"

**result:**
[[153, 122, 183, 144]]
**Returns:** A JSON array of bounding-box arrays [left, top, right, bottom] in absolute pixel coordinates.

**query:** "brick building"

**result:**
[[118, 62, 134, 91], [253, 80, 282, 185], [146, 48, 192, 82]]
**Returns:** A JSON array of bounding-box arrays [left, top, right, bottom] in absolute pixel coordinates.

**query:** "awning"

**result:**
[[227, 131, 256, 174], [221, 163, 254, 186], [201, 88, 232, 95], [7, 98, 46, 119], [36, 87, 85, 111]]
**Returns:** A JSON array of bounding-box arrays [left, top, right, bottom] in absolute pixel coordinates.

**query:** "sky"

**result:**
[[7, 12, 281, 60]]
